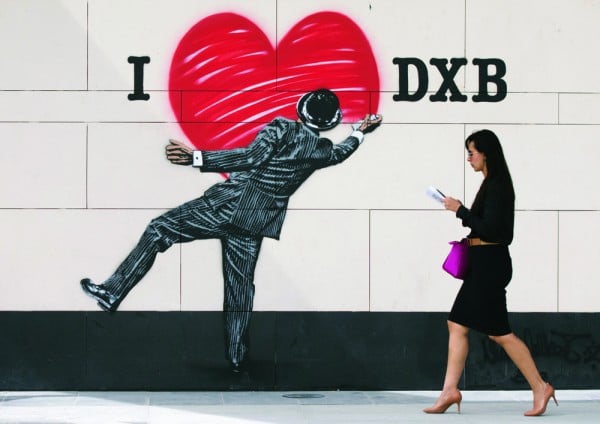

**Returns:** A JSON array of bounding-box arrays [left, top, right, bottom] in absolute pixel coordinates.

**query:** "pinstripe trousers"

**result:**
[[104, 196, 263, 365]]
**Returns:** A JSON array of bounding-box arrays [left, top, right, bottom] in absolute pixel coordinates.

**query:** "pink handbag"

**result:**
[[442, 239, 469, 279]]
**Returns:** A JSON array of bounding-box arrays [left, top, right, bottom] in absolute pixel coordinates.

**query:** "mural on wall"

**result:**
[[80, 11, 382, 372], [169, 12, 380, 151]]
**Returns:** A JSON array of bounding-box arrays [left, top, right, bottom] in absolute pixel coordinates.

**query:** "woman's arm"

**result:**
[[455, 182, 512, 240]]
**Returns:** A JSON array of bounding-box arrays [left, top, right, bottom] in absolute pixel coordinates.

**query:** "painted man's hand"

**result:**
[[166, 139, 193, 165], [357, 114, 382, 134]]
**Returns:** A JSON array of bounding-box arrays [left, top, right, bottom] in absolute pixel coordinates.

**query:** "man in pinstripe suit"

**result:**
[[80, 89, 382, 370]]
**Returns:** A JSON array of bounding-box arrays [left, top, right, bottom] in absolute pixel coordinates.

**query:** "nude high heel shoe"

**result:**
[[524, 383, 558, 417], [423, 390, 462, 414]]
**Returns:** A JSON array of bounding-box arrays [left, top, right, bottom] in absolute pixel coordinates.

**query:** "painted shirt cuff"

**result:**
[[193, 151, 203, 167], [351, 130, 365, 144]]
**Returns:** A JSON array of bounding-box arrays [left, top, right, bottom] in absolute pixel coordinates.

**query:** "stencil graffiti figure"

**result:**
[[80, 88, 382, 371]]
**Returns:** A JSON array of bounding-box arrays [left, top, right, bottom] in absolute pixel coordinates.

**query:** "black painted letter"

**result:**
[[429, 58, 467, 102], [472, 58, 507, 102], [392, 58, 428, 102], [128, 56, 150, 101]]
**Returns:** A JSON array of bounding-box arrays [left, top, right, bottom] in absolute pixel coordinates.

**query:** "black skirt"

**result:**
[[448, 244, 512, 336]]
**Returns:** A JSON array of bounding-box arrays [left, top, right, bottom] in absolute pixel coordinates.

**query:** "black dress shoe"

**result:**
[[230, 358, 248, 373], [80, 278, 120, 312]]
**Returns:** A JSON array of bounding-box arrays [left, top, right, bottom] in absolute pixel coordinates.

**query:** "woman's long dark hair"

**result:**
[[466, 129, 515, 210]]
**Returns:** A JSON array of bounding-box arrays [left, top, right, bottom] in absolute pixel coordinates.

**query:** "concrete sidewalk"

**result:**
[[0, 390, 598, 423]]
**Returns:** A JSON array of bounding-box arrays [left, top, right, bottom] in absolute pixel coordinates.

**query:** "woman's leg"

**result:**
[[442, 320, 470, 391], [424, 321, 469, 413], [489, 333, 553, 414], [489, 333, 544, 389]]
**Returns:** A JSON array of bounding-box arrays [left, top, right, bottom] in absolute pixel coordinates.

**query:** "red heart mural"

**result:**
[[169, 11, 380, 151]]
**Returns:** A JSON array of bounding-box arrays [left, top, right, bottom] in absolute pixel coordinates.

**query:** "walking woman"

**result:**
[[424, 129, 557, 416]]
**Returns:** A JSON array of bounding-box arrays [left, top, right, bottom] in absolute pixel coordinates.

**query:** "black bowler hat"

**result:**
[[296, 88, 343, 131]]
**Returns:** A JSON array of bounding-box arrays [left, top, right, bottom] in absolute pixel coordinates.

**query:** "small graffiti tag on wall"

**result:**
[[482, 328, 600, 369]]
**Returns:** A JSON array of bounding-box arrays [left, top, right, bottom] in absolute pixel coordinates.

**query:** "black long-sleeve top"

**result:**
[[456, 177, 515, 245]]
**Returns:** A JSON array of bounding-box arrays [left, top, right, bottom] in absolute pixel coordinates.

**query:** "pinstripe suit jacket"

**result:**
[[197, 117, 361, 239]]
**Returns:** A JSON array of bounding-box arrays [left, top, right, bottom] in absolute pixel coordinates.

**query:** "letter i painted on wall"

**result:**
[[128, 56, 150, 101]]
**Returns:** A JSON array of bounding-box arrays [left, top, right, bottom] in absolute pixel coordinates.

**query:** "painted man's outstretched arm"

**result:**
[[323, 114, 383, 166], [165, 118, 287, 170]]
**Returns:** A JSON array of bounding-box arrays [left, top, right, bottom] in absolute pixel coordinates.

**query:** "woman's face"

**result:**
[[467, 141, 487, 175]]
